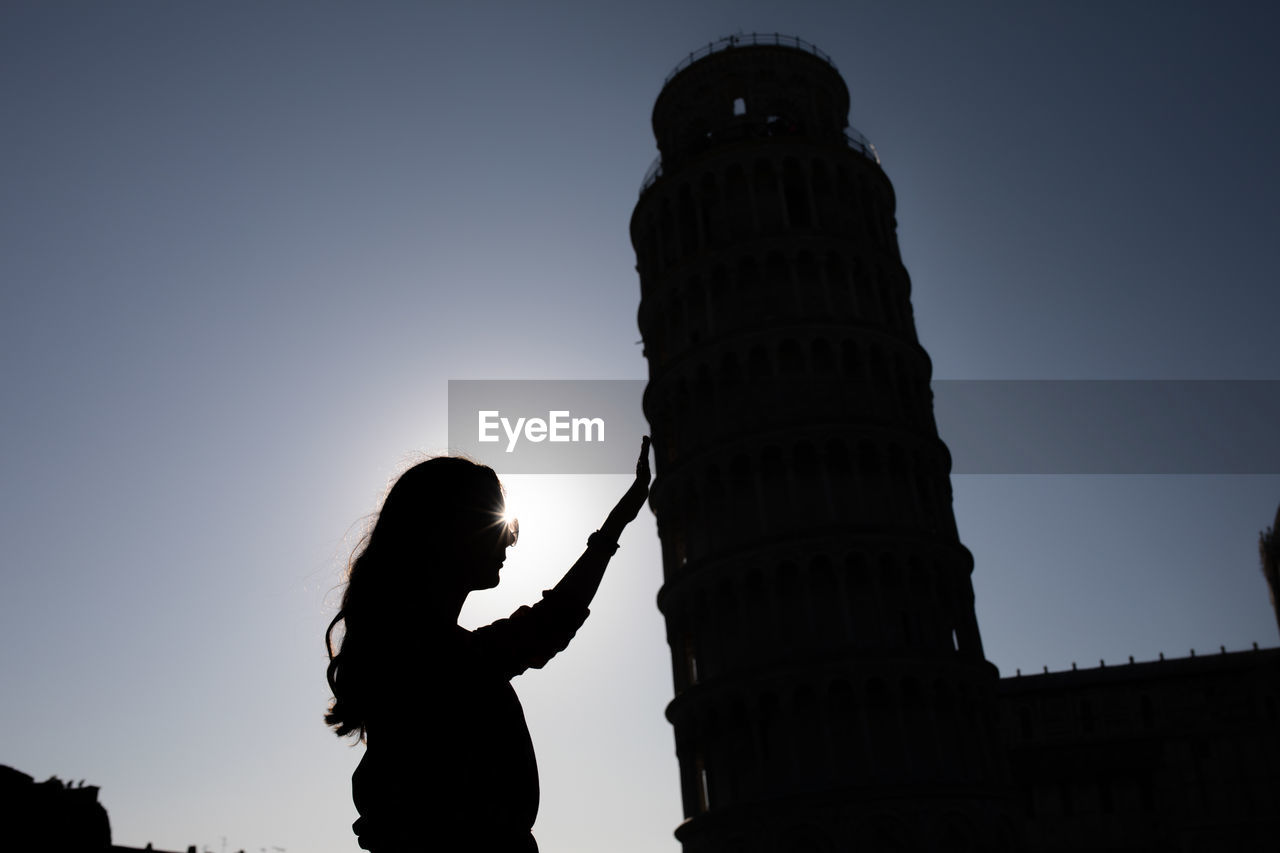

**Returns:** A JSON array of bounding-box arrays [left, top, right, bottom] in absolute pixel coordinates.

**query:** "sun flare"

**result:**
[[499, 501, 519, 545]]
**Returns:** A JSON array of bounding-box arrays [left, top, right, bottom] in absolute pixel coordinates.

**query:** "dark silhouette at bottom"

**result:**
[[0, 766, 110, 853], [325, 438, 651, 851], [0, 766, 207, 853]]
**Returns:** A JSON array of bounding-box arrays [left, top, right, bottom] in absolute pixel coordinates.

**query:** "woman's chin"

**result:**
[[472, 566, 502, 590]]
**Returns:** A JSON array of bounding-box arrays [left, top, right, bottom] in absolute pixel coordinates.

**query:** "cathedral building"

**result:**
[[631, 35, 1279, 852]]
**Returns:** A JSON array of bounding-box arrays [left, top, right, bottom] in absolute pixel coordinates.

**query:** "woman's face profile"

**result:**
[[453, 490, 517, 591]]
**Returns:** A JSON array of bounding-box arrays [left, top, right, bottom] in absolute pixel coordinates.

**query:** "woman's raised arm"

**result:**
[[470, 437, 652, 676], [553, 435, 651, 609]]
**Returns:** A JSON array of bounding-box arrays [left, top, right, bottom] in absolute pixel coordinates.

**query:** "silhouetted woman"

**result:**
[[325, 437, 651, 852]]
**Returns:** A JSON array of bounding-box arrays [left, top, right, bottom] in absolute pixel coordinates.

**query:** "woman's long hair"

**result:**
[[325, 456, 507, 740]]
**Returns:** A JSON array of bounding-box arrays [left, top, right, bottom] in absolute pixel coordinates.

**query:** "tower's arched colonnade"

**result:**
[[632, 36, 1021, 852]]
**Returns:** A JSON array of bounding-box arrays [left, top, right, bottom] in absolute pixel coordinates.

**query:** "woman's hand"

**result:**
[[601, 436, 651, 537]]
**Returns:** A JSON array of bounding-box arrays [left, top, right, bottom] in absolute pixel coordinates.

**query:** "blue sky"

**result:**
[[3, 3, 1278, 852]]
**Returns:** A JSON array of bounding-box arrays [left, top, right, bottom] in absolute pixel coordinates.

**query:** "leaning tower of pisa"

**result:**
[[631, 35, 1019, 852]]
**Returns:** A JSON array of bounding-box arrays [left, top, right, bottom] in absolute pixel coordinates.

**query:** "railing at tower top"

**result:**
[[845, 128, 880, 164], [640, 157, 663, 195], [663, 33, 835, 85], [638, 128, 880, 196]]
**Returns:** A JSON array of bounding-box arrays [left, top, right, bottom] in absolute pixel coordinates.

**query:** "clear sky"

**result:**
[[2, 2, 1278, 852]]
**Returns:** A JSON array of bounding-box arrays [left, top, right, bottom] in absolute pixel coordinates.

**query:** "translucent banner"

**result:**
[[448, 379, 1280, 475]]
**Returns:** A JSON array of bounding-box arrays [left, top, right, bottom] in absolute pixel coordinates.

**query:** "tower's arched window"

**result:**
[[856, 175, 876, 246], [866, 677, 896, 776], [730, 454, 756, 529], [763, 252, 789, 318], [760, 445, 785, 527], [907, 556, 927, 647], [775, 560, 804, 649], [828, 679, 857, 769], [878, 278, 895, 330], [717, 581, 740, 681], [744, 569, 768, 655], [720, 351, 741, 391], [725, 699, 750, 803], [810, 555, 841, 643], [915, 468, 934, 529], [811, 338, 834, 374], [694, 588, 713, 680], [846, 552, 877, 647], [849, 255, 866, 318], [841, 339, 862, 379], [935, 680, 960, 778], [826, 252, 852, 317], [901, 678, 928, 775], [682, 630, 698, 686], [705, 464, 726, 540], [869, 347, 890, 415], [932, 815, 980, 853], [686, 277, 706, 343], [794, 440, 822, 520], [894, 353, 911, 418], [889, 445, 909, 511], [707, 264, 729, 330], [827, 438, 854, 518], [792, 685, 821, 781], [737, 257, 763, 321], [811, 159, 838, 232], [783, 158, 811, 228], [836, 166, 856, 235], [757, 691, 781, 766], [748, 345, 770, 381], [694, 751, 711, 812], [814, 88, 832, 132], [684, 482, 703, 561], [796, 251, 822, 317], [779, 338, 803, 375], [1079, 698, 1095, 734], [879, 553, 901, 591], [723, 163, 752, 239], [753, 159, 783, 232], [700, 173, 725, 247], [858, 440, 881, 477], [955, 683, 980, 779], [678, 183, 699, 259], [907, 462, 927, 522], [695, 362, 713, 410]]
